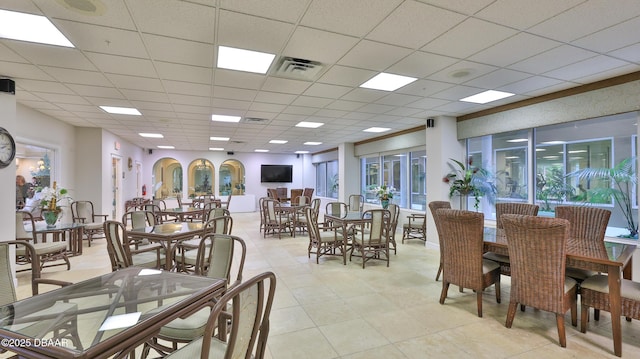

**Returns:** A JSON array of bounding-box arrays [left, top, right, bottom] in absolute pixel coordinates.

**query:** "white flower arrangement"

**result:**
[[374, 184, 395, 200], [39, 183, 69, 211]]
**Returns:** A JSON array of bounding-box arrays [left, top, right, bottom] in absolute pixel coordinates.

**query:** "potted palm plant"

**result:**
[[567, 157, 638, 238], [443, 158, 496, 211]]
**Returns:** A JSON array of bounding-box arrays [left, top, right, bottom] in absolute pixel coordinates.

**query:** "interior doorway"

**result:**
[[111, 156, 122, 220]]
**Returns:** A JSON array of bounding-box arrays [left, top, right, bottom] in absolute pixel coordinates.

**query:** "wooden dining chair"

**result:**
[[483, 202, 539, 276], [262, 198, 293, 239], [555, 206, 611, 283], [502, 214, 577, 348], [103, 220, 162, 271], [306, 206, 346, 264], [428, 201, 451, 281], [350, 209, 391, 268], [160, 271, 275, 359], [0, 241, 82, 350], [15, 211, 71, 272], [386, 203, 400, 254], [71, 200, 108, 247], [143, 234, 248, 358], [437, 209, 501, 317]]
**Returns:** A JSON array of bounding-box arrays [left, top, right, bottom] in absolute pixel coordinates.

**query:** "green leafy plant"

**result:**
[[443, 158, 496, 210], [568, 157, 637, 238], [536, 167, 575, 211]]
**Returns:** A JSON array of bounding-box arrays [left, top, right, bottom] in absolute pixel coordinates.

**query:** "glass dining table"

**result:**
[[0, 267, 226, 358], [128, 222, 206, 270], [484, 227, 635, 357]]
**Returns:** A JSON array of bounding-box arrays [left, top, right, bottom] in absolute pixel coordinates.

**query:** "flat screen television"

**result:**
[[261, 164, 293, 183]]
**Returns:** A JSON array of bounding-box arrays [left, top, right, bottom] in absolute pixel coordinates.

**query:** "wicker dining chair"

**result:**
[[555, 206, 611, 283], [15, 211, 71, 272], [437, 209, 501, 317], [428, 201, 451, 281], [103, 220, 162, 271], [262, 198, 293, 239], [348, 194, 364, 212], [71, 200, 108, 247], [306, 206, 346, 264], [483, 202, 539, 276], [502, 214, 577, 348], [175, 214, 234, 274]]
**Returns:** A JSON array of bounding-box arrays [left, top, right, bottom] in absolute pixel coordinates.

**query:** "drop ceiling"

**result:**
[[1, 0, 639, 154]]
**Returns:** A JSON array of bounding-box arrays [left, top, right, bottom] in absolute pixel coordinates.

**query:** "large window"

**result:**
[[466, 111, 638, 239], [315, 160, 338, 199], [360, 149, 426, 210], [467, 129, 530, 220]]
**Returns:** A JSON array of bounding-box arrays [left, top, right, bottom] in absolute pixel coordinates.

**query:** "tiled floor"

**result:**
[[10, 211, 640, 358]]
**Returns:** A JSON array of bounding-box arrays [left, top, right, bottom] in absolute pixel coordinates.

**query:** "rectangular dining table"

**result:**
[[128, 222, 206, 270], [484, 227, 635, 357], [0, 267, 226, 359]]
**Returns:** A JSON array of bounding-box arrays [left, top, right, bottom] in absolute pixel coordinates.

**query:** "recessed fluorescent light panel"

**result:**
[[217, 46, 275, 74], [304, 142, 322, 145], [269, 140, 288, 144], [157, 145, 175, 149], [363, 127, 391, 133], [296, 121, 324, 128], [210, 137, 230, 141], [506, 138, 528, 143], [139, 133, 164, 138], [209, 147, 224, 151], [100, 106, 141, 115], [211, 115, 241, 123], [295, 151, 309, 154], [460, 90, 514, 104], [254, 149, 269, 153], [0, 9, 74, 47], [360, 72, 417, 91]]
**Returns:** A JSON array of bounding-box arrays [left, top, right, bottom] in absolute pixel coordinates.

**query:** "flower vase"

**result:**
[[381, 199, 389, 209], [42, 210, 60, 228]]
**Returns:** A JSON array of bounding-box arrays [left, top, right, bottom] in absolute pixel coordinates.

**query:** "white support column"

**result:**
[[338, 142, 358, 203], [425, 116, 463, 246]]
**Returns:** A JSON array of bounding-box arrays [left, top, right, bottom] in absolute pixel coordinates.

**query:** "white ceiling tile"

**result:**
[[16, 79, 74, 94], [388, 51, 458, 78], [291, 96, 333, 108], [367, 1, 466, 49], [106, 74, 163, 91], [317, 65, 375, 87], [468, 33, 561, 68], [476, 0, 583, 30], [283, 27, 359, 64], [166, 81, 213, 97], [40, 67, 111, 86], [211, 98, 251, 110], [34, 0, 136, 29], [143, 34, 214, 67], [214, 69, 264, 90], [66, 84, 124, 99], [249, 102, 286, 113], [428, 61, 498, 84], [253, 91, 297, 105], [572, 64, 640, 84], [85, 53, 157, 77], [5, 42, 95, 70], [419, 0, 494, 15], [464, 69, 532, 89], [301, 0, 402, 37], [508, 45, 598, 74], [609, 43, 640, 63], [356, 103, 395, 114], [325, 100, 365, 111], [543, 55, 631, 82], [396, 79, 454, 97], [405, 97, 451, 110], [423, 18, 517, 59], [528, 0, 640, 42], [212, 86, 255, 101], [219, 0, 310, 23], [128, 0, 215, 43], [497, 76, 563, 95], [572, 16, 640, 53], [375, 93, 422, 106], [340, 88, 387, 103], [338, 40, 413, 72], [155, 62, 212, 84], [55, 20, 148, 58], [303, 83, 352, 99], [261, 77, 311, 94], [432, 85, 485, 101], [217, 10, 293, 54], [120, 89, 169, 102]]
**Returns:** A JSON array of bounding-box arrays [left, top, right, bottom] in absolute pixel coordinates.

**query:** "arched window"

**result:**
[[188, 159, 214, 197], [152, 158, 182, 199], [219, 159, 245, 195]]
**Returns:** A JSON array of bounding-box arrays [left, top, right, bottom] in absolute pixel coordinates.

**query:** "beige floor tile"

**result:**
[[6, 211, 640, 359]]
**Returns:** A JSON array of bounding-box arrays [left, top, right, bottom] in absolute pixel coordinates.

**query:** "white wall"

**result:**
[[142, 150, 305, 210], [0, 93, 16, 244]]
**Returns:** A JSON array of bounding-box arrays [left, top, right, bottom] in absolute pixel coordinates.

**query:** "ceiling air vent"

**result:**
[[273, 57, 323, 80]]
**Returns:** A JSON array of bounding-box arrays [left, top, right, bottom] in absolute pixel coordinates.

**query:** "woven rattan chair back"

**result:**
[[502, 214, 577, 347], [428, 201, 451, 281], [437, 209, 501, 317], [204, 207, 230, 223], [555, 206, 610, 259], [495, 203, 539, 229]]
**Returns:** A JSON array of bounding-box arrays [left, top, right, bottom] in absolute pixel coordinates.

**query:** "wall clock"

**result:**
[[0, 127, 16, 168]]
